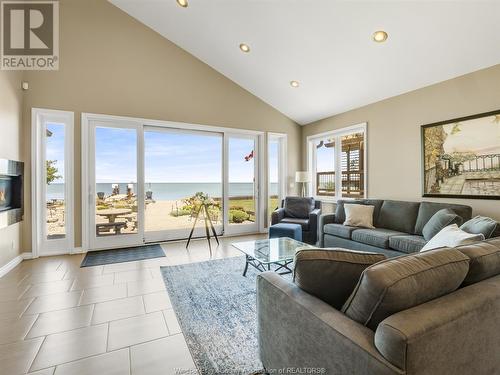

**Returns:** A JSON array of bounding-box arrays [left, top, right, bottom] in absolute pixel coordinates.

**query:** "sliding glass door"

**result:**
[[83, 114, 263, 250], [144, 127, 223, 242]]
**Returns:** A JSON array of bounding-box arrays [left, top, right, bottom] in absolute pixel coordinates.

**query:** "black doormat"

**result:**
[[81, 244, 165, 267]]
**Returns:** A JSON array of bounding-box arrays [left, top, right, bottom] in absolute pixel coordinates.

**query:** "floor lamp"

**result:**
[[295, 171, 310, 197]]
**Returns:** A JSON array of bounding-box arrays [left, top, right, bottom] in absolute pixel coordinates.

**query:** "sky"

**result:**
[[94, 127, 257, 183], [316, 140, 335, 172], [443, 115, 500, 155], [46, 124, 65, 184]]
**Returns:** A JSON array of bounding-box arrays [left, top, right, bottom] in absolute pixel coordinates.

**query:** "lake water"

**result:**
[[47, 182, 278, 200]]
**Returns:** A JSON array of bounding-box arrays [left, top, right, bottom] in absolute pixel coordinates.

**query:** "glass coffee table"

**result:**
[[232, 237, 313, 276]]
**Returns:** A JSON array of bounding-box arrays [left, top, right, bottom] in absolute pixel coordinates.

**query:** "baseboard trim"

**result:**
[[21, 252, 33, 260], [0, 254, 23, 278], [71, 247, 85, 254]]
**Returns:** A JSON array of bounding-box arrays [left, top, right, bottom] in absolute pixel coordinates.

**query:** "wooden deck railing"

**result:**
[[316, 171, 364, 198]]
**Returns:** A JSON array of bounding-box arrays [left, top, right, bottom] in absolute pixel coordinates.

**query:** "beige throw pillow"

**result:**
[[343, 203, 375, 228]]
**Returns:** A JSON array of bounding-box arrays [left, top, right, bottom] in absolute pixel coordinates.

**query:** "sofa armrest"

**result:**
[[271, 207, 285, 225], [308, 208, 322, 244], [492, 222, 500, 238], [257, 272, 402, 375], [375, 275, 500, 374], [318, 213, 335, 247]]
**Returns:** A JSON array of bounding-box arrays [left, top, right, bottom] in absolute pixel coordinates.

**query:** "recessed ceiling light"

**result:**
[[239, 43, 250, 53], [290, 80, 299, 88], [176, 0, 188, 8], [372, 30, 388, 43]]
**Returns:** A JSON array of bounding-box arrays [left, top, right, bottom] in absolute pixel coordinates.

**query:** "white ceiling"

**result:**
[[109, 0, 500, 125]]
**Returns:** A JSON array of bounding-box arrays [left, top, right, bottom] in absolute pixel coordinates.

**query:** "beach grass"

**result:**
[[229, 197, 279, 215]]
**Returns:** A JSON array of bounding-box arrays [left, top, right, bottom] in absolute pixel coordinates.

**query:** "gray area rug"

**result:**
[[81, 244, 165, 267], [161, 256, 291, 375]]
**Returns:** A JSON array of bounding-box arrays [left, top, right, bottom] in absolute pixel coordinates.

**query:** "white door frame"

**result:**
[[31, 108, 75, 257]]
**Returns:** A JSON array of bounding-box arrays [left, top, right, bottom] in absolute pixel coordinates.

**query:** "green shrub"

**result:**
[[170, 208, 192, 217], [229, 209, 249, 223]]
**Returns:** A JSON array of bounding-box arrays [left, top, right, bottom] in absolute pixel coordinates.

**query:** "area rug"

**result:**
[[80, 244, 165, 267], [161, 256, 290, 375]]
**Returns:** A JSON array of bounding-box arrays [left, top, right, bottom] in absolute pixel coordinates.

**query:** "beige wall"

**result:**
[[302, 64, 500, 219], [22, 0, 301, 250], [0, 70, 24, 268]]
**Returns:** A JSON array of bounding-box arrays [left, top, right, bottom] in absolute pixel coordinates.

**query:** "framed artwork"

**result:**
[[421, 109, 500, 199]]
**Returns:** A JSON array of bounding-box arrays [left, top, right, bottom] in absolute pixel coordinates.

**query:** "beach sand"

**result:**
[[48, 198, 257, 238]]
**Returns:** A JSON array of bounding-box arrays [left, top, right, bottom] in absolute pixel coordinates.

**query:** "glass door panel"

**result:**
[[90, 123, 142, 249], [45, 123, 66, 240], [225, 135, 259, 234], [268, 138, 280, 224], [144, 127, 223, 241]]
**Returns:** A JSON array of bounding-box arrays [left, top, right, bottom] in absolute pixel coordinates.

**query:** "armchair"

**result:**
[[271, 197, 321, 244]]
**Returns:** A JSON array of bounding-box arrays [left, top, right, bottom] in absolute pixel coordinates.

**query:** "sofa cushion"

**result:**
[[351, 228, 406, 249], [456, 241, 500, 286], [342, 248, 470, 330], [334, 199, 384, 226], [389, 235, 427, 253], [294, 248, 386, 310], [422, 208, 463, 241], [414, 201, 472, 235], [323, 223, 358, 239], [284, 197, 314, 219], [281, 217, 309, 231], [377, 200, 420, 234], [460, 216, 499, 239], [421, 224, 485, 252]]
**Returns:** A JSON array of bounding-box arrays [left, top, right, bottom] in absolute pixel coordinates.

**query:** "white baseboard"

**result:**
[[0, 254, 23, 278], [71, 247, 85, 254], [21, 252, 34, 260]]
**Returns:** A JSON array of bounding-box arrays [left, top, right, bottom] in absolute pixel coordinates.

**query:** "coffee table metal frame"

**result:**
[[242, 254, 294, 276], [232, 238, 312, 277]]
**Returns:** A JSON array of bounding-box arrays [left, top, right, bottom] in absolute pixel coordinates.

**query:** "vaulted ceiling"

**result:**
[[109, 0, 500, 125]]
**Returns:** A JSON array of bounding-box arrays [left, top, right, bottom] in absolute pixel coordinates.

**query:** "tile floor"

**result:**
[[0, 234, 265, 375]]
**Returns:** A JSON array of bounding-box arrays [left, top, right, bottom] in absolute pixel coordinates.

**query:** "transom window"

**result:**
[[307, 123, 367, 201]]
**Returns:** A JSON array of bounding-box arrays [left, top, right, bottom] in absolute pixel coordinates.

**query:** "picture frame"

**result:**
[[421, 109, 500, 200]]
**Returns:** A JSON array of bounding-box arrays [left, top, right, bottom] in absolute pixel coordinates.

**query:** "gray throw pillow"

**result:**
[[294, 248, 385, 310], [460, 216, 498, 239], [341, 248, 469, 330], [422, 208, 463, 241]]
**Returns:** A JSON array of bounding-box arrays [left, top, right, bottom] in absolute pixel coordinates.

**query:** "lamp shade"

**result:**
[[295, 171, 310, 183]]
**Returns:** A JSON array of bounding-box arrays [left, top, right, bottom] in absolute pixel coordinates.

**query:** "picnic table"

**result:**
[[96, 208, 132, 223]]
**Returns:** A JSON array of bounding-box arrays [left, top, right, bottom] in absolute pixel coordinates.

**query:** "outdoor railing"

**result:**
[[316, 171, 364, 198]]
